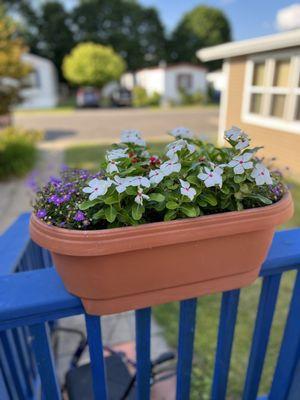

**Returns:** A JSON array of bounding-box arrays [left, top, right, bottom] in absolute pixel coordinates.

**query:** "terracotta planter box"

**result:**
[[30, 192, 293, 315]]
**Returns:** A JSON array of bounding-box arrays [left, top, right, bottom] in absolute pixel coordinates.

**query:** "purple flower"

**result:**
[[49, 176, 62, 187], [37, 209, 47, 218], [74, 211, 85, 222]]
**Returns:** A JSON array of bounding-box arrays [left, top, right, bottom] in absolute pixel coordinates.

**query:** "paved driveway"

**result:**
[[15, 106, 219, 148]]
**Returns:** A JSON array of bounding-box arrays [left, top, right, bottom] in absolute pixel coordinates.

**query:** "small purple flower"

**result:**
[[49, 176, 62, 187], [74, 211, 85, 222], [37, 209, 47, 218]]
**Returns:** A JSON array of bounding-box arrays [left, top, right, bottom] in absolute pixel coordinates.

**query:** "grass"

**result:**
[[65, 142, 300, 399]]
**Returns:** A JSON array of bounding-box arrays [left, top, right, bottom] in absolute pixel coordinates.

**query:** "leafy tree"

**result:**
[[63, 43, 126, 88], [71, 0, 166, 71], [0, 8, 31, 117], [19, 1, 74, 81], [168, 5, 231, 69]]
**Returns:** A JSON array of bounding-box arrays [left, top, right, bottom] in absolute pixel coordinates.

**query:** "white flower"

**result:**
[[166, 139, 195, 158], [121, 129, 146, 146], [235, 138, 250, 151], [251, 164, 273, 186], [134, 187, 150, 205], [149, 169, 165, 184], [83, 178, 112, 200], [106, 161, 119, 174], [141, 150, 150, 158], [225, 126, 248, 142], [179, 179, 197, 201], [198, 166, 223, 188], [228, 153, 253, 174], [160, 154, 181, 176], [113, 176, 131, 193], [127, 176, 150, 188], [170, 127, 193, 139], [106, 148, 128, 162]]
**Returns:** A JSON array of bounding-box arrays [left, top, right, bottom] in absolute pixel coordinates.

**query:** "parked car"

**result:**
[[110, 87, 132, 107], [76, 87, 100, 108]]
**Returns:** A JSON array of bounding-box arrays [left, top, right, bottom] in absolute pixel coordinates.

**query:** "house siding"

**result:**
[[225, 56, 300, 178]]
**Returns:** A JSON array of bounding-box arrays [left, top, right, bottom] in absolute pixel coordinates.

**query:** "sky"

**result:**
[[64, 1, 300, 41]]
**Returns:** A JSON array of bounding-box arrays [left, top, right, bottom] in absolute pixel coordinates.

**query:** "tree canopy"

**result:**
[[168, 5, 231, 69], [63, 42, 126, 88], [0, 7, 30, 115]]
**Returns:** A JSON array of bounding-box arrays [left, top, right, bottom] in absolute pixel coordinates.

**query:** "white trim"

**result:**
[[197, 29, 300, 62], [218, 61, 229, 146], [241, 50, 300, 135]]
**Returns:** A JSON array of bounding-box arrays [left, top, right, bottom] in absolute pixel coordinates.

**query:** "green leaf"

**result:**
[[164, 209, 177, 221], [166, 201, 179, 210], [103, 192, 119, 205], [105, 206, 117, 223], [79, 199, 100, 210], [180, 204, 199, 217], [125, 186, 137, 195], [132, 203, 144, 220], [187, 175, 200, 186], [92, 208, 105, 220], [234, 175, 246, 184], [248, 194, 273, 205], [149, 193, 165, 202], [201, 193, 217, 206]]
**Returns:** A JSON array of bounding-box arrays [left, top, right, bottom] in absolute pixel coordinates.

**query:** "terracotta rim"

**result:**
[[30, 191, 293, 257]]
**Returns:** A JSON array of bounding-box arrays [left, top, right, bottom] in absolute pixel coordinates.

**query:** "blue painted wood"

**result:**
[[176, 298, 197, 400], [242, 274, 281, 400], [287, 357, 300, 400], [0, 368, 9, 400], [0, 330, 27, 399], [0, 338, 18, 399], [261, 228, 300, 276], [85, 314, 108, 400], [0, 268, 82, 331], [12, 328, 34, 398], [211, 290, 240, 400], [269, 271, 300, 400], [29, 322, 61, 400], [135, 308, 151, 400], [0, 213, 31, 275]]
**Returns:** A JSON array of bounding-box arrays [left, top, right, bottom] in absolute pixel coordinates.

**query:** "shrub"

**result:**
[[179, 87, 206, 105], [33, 126, 286, 230], [132, 86, 161, 107], [0, 126, 42, 180]]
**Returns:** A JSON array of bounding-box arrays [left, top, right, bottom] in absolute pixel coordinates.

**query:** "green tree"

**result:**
[[168, 5, 231, 70], [0, 8, 30, 117], [63, 43, 126, 88], [71, 0, 166, 71]]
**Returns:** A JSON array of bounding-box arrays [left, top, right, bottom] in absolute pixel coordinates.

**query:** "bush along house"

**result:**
[[198, 29, 300, 178]]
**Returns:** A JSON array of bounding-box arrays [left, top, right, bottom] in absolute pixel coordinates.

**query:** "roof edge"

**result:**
[[197, 29, 300, 62]]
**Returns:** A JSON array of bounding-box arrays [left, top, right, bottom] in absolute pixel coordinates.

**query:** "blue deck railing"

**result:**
[[0, 213, 300, 399]]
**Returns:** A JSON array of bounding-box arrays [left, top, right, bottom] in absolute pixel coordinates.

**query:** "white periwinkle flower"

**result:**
[[134, 187, 150, 205], [83, 178, 112, 200], [228, 153, 253, 174], [198, 166, 223, 188], [251, 163, 273, 186], [170, 127, 194, 139], [179, 179, 197, 201], [166, 139, 195, 158], [160, 154, 181, 176], [106, 148, 128, 162], [113, 176, 131, 193], [106, 161, 119, 174], [127, 176, 150, 188], [121, 129, 146, 146], [149, 169, 165, 184], [235, 137, 250, 151], [225, 126, 248, 142]]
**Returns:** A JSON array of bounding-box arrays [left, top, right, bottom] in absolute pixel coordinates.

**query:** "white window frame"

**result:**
[[242, 50, 300, 134]]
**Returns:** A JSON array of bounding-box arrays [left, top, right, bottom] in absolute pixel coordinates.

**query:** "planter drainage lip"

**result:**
[[30, 192, 293, 257]]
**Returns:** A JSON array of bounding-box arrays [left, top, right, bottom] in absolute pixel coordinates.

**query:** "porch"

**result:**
[[0, 213, 299, 399]]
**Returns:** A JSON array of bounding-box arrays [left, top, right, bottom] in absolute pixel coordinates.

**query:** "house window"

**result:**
[[23, 70, 41, 89], [242, 52, 300, 134], [177, 74, 193, 91]]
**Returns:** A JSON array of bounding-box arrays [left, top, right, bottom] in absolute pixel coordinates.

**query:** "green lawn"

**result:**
[[65, 142, 300, 399]]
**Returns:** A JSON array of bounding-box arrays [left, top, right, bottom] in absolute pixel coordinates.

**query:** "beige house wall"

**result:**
[[225, 56, 300, 178]]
